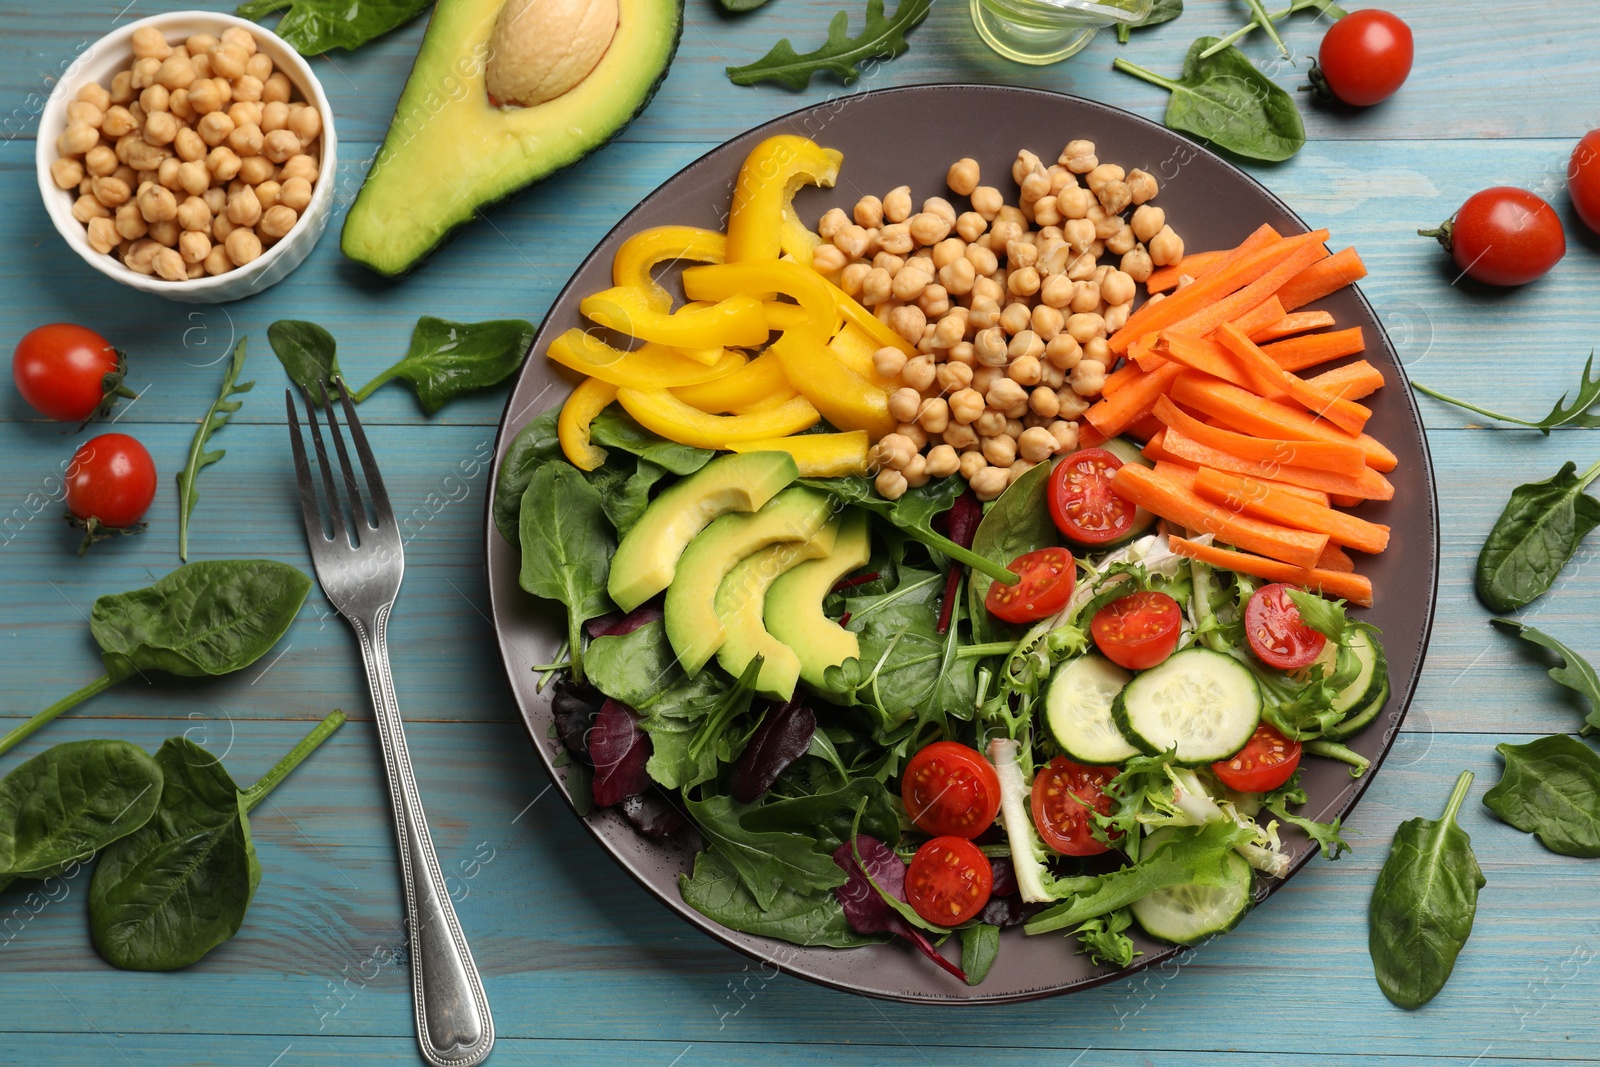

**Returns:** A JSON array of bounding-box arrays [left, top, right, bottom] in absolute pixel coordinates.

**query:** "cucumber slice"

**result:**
[[1112, 647, 1262, 765], [1329, 628, 1387, 720], [1046, 654, 1139, 764], [1324, 678, 1389, 741], [1130, 827, 1254, 945]]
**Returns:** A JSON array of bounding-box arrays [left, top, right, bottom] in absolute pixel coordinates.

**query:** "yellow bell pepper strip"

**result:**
[[611, 226, 728, 312], [558, 378, 617, 471], [732, 390, 802, 414], [828, 278, 916, 357], [616, 388, 820, 449], [580, 286, 770, 351], [547, 329, 745, 390], [763, 301, 812, 333], [671, 351, 791, 413], [768, 326, 896, 440], [729, 431, 870, 478], [827, 321, 896, 389], [726, 135, 844, 266], [682, 260, 843, 338]]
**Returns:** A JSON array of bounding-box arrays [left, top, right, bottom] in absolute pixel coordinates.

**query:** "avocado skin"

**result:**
[[340, 0, 686, 277]]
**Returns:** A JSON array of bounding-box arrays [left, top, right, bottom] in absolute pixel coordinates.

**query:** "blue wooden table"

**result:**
[[4, 0, 1599, 1062]]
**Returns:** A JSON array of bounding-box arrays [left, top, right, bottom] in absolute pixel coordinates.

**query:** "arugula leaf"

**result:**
[[959, 923, 1001, 985], [1411, 353, 1600, 433], [1476, 459, 1600, 613], [1368, 770, 1483, 1009], [176, 339, 253, 562], [236, 0, 431, 54], [1483, 735, 1600, 857], [1491, 619, 1600, 734], [1113, 38, 1306, 163], [679, 851, 886, 948], [350, 316, 534, 413], [492, 408, 562, 544], [1074, 908, 1139, 968], [267, 320, 340, 404], [726, 0, 931, 90], [1286, 588, 1347, 643], [1116, 0, 1181, 43], [589, 407, 714, 476], [1197, 0, 1346, 57], [517, 463, 615, 684], [686, 794, 847, 911]]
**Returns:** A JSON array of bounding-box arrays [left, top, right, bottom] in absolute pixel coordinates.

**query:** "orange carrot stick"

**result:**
[[1155, 240, 1330, 355], [1152, 395, 1368, 477], [1150, 462, 1332, 507], [1146, 426, 1395, 502], [1278, 247, 1367, 311], [1082, 362, 1184, 439], [1192, 467, 1391, 554], [1227, 295, 1287, 340], [1303, 360, 1385, 403], [1167, 537, 1372, 607], [1216, 323, 1372, 436], [1078, 420, 1107, 448], [1260, 327, 1367, 372], [1110, 229, 1329, 355], [1127, 413, 1167, 444], [1317, 543, 1356, 573], [1249, 310, 1336, 343], [1158, 334, 1262, 393], [1144, 225, 1282, 293], [1102, 361, 1144, 398], [1171, 372, 1397, 472], [1107, 464, 1329, 569]]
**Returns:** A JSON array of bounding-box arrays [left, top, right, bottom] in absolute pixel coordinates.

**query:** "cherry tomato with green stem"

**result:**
[[65, 433, 157, 553], [12, 324, 131, 424], [1419, 187, 1565, 287], [1309, 9, 1414, 107]]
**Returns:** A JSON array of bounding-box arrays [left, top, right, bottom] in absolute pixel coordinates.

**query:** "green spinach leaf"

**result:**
[[1483, 735, 1600, 857], [267, 320, 340, 403], [726, 0, 931, 90], [685, 794, 847, 911], [1491, 618, 1600, 733], [967, 461, 1057, 643], [0, 561, 313, 759], [0, 741, 163, 877], [740, 778, 898, 851], [350, 316, 534, 414], [1116, 0, 1181, 43], [236, 0, 431, 54], [588, 407, 713, 476], [1412, 353, 1600, 433], [959, 923, 1001, 985], [492, 408, 563, 544], [1113, 38, 1306, 163], [518, 463, 614, 684], [1368, 770, 1483, 1010], [801, 476, 1015, 584], [89, 711, 345, 971], [176, 338, 253, 562], [1476, 459, 1600, 613], [678, 851, 886, 948]]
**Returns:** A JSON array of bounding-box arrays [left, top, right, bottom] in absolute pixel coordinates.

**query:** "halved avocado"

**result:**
[[341, 0, 683, 275], [664, 487, 833, 674], [714, 522, 841, 700], [764, 510, 872, 690]]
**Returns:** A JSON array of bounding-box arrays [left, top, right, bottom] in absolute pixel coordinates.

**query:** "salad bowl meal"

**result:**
[[484, 84, 1437, 1002]]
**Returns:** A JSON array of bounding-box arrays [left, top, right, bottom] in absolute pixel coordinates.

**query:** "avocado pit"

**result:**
[[486, 0, 619, 108]]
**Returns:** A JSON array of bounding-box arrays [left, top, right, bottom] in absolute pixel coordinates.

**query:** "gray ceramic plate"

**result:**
[[485, 84, 1438, 1004]]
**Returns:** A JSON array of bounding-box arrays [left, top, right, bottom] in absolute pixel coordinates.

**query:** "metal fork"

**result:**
[[285, 379, 494, 1067]]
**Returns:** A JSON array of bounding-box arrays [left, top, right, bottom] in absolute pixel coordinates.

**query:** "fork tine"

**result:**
[[331, 376, 397, 530], [319, 379, 371, 532], [299, 382, 349, 544], [284, 389, 331, 544]]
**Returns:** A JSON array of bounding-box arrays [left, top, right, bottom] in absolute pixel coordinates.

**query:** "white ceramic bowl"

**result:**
[[36, 11, 338, 304]]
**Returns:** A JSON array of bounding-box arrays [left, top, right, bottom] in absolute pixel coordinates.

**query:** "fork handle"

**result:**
[[356, 609, 495, 1067]]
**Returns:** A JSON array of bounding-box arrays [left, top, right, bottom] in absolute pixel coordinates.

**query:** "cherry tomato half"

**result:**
[[1049, 447, 1137, 546], [65, 433, 157, 529], [984, 546, 1076, 624], [12, 324, 125, 423], [1569, 129, 1600, 235], [1245, 582, 1326, 671], [1423, 187, 1565, 287], [901, 741, 1001, 839], [1313, 9, 1414, 107], [1212, 723, 1302, 794], [906, 836, 993, 926], [1031, 757, 1119, 857], [1091, 590, 1183, 671]]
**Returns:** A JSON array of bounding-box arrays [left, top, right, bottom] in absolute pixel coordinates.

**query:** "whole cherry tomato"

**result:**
[[1569, 129, 1600, 235], [1420, 187, 1565, 287], [65, 433, 157, 553], [1310, 10, 1414, 107], [12, 324, 129, 423]]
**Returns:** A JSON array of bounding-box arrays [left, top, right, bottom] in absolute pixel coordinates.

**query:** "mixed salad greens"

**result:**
[[499, 406, 1386, 982]]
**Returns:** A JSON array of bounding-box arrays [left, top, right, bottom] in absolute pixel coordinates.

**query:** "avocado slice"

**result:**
[[765, 510, 872, 690], [664, 487, 833, 674], [714, 522, 841, 700], [341, 0, 684, 275], [608, 451, 798, 612]]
